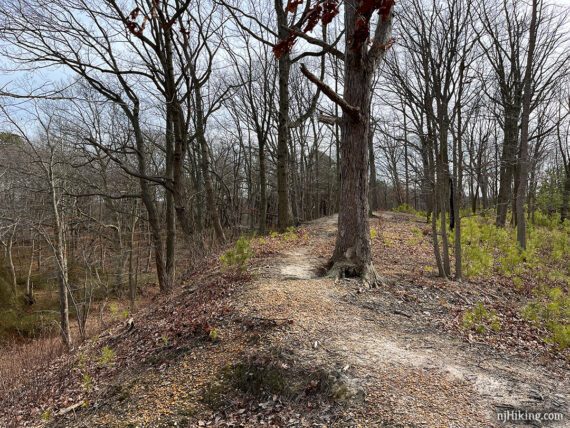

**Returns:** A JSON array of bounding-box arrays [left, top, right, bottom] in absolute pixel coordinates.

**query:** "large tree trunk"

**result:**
[[332, 88, 377, 284], [276, 3, 292, 232], [436, 107, 451, 278], [128, 202, 138, 311], [558, 108, 570, 223], [404, 111, 410, 206], [368, 124, 379, 213], [480, 169, 489, 211], [421, 143, 433, 222], [191, 66, 226, 243], [496, 105, 520, 227], [164, 33, 193, 238], [164, 110, 177, 291], [329, 0, 391, 286], [196, 103, 225, 242], [516, 0, 538, 250]]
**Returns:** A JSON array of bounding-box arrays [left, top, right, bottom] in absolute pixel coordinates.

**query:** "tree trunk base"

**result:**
[[327, 260, 384, 288]]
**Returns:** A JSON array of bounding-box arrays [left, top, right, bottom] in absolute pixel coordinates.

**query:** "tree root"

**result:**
[[327, 261, 387, 288]]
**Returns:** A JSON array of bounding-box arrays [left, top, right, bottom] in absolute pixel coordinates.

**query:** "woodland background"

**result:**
[[0, 0, 569, 365]]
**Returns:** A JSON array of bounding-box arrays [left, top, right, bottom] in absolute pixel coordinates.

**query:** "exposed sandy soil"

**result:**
[[241, 213, 568, 427]]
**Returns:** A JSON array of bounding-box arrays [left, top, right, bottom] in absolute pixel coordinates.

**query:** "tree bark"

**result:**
[[454, 109, 463, 281], [128, 201, 138, 311], [496, 104, 522, 227], [368, 122, 379, 213], [259, 138, 268, 234], [328, 0, 393, 286], [516, 0, 539, 250], [48, 167, 72, 349], [276, 2, 292, 232]]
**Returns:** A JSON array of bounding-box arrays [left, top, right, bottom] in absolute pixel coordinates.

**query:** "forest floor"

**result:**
[[1, 212, 568, 427]]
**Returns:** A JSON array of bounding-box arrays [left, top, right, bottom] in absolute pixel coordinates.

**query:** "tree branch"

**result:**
[[300, 63, 360, 121], [318, 114, 342, 125], [367, 8, 394, 67], [288, 27, 344, 61]]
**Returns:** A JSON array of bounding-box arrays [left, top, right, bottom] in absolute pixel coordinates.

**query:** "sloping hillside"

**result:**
[[1, 213, 568, 427]]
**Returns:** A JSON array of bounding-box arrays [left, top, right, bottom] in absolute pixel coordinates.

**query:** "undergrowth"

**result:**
[[523, 287, 570, 350], [393, 203, 427, 220], [462, 302, 501, 334], [451, 211, 569, 349], [452, 214, 569, 280], [220, 236, 253, 271]]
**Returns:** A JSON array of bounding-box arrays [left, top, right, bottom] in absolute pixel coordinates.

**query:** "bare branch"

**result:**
[[299, 63, 360, 121]]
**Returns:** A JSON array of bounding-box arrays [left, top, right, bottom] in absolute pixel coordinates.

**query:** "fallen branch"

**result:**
[[56, 401, 84, 416]]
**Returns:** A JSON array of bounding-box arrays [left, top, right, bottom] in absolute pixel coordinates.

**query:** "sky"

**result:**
[[1, 0, 570, 99]]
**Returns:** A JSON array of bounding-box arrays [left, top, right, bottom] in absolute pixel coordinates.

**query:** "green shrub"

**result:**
[[82, 373, 93, 392], [266, 227, 301, 242], [209, 328, 220, 342], [464, 245, 494, 277], [202, 360, 287, 409], [497, 243, 527, 276], [98, 346, 115, 366], [459, 217, 494, 277], [282, 226, 298, 241], [108, 302, 119, 315], [541, 228, 569, 262], [393, 203, 416, 215], [549, 324, 570, 350], [458, 215, 553, 278], [406, 226, 423, 245], [523, 287, 570, 349], [532, 210, 560, 230], [462, 302, 501, 334], [416, 210, 428, 219], [220, 236, 252, 271], [544, 269, 570, 285], [370, 226, 378, 240], [224, 361, 286, 396], [41, 410, 52, 422], [382, 233, 394, 248]]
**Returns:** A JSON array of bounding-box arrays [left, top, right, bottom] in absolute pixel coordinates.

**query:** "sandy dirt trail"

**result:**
[[241, 214, 568, 427]]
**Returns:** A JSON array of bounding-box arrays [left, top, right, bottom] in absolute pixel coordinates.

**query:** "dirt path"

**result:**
[[6, 213, 566, 428], [241, 214, 568, 427]]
